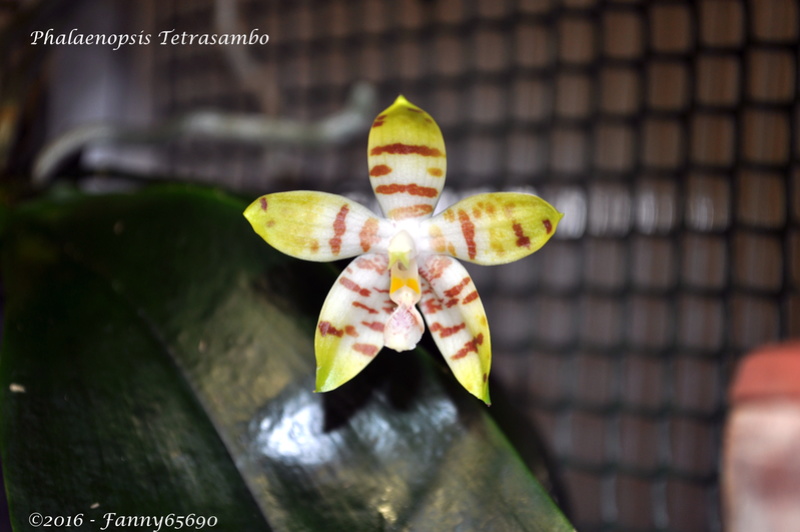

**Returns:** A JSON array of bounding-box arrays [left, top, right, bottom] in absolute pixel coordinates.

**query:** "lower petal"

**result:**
[[314, 254, 391, 392], [419, 255, 491, 404]]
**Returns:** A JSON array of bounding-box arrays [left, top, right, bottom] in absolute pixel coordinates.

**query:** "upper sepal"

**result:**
[[367, 96, 446, 220], [244, 191, 391, 262], [420, 192, 564, 265]]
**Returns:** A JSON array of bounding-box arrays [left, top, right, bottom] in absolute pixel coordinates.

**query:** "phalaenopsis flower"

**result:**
[[245, 96, 562, 404]]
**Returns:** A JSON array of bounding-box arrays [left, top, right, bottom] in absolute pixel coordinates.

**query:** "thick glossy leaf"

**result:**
[[0, 185, 572, 531]]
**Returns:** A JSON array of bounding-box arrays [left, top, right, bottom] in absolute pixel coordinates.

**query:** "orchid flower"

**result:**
[[244, 95, 562, 404]]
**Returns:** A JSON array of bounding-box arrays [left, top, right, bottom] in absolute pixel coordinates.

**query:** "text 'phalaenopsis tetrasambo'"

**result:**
[[245, 95, 563, 404]]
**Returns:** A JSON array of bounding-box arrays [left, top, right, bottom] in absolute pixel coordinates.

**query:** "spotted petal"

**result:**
[[315, 253, 392, 392], [244, 191, 391, 262], [419, 255, 491, 404], [367, 95, 446, 220], [420, 192, 563, 265]]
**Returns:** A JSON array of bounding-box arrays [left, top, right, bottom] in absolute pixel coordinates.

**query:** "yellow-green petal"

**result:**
[[420, 192, 564, 265], [315, 253, 391, 392], [244, 191, 391, 262], [418, 255, 491, 404]]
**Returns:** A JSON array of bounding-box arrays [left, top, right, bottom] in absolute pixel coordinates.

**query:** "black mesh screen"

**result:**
[[19, 1, 800, 530]]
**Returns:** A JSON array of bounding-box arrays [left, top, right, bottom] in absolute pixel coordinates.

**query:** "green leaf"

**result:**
[[0, 184, 573, 531]]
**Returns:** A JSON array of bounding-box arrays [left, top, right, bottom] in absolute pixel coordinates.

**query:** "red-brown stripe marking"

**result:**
[[388, 204, 434, 219], [340, 277, 370, 297], [358, 219, 380, 253], [420, 256, 450, 280], [355, 254, 385, 273], [259, 197, 268, 210], [372, 114, 387, 128], [329, 205, 349, 255], [361, 321, 385, 332], [318, 321, 344, 337], [513, 222, 531, 249], [352, 301, 378, 314], [543, 219, 553, 234], [444, 277, 470, 298], [462, 291, 479, 304], [451, 333, 484, 360], [369, 164, 392, 177], [422, 298, 443, 314], [430, 322, 466, 338], [427, 168, 443, 177], [354, 343, 379, 357], [375, 183, 439, 198], [458, 210, 477, 260], [318, 321, 359, 338], [370, 143, 443, 157]]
